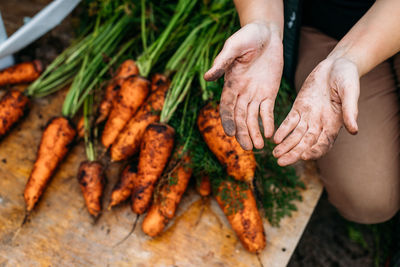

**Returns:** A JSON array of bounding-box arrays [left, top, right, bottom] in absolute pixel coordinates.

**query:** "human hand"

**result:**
[[273, 57, 360, 166], [204, 21, 283, 150]]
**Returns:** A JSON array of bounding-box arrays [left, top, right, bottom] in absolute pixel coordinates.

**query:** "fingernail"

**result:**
[[222, 119, 235, 136]]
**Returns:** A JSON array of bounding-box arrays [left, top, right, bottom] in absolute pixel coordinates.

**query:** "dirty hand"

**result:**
[[204, 21, 283, 150], [273, 57, 360, 166]]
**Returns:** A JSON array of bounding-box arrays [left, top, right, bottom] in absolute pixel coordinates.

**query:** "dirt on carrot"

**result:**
[[197, 103, 256, 183], [0, 60, 43, 87], [108, 162, 137, 209], [110, 74, 169, 162], [131, 123, 175, 215], [24, 117, 76, 212], [101, 76, 149, 148], [0, 90, 30, 138], [97, 59, 139, 124], [77, 161, 105, 218], [215, 179, 266, 253]]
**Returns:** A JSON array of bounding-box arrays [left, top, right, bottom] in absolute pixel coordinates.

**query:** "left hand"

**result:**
[[273, 57, 360, 166]]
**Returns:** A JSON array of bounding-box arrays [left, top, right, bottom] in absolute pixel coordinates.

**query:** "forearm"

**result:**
[[329, 0, 400, 76], [233, 0, 284, 38]]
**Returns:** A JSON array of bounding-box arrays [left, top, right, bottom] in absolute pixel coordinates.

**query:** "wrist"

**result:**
[[235, 0, 284, 39], [327, 46, 365, 77], [326, 49, 361, 77], [245, 20, 283, 41]]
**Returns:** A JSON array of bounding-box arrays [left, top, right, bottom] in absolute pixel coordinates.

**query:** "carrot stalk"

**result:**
[[0, 90, 30, 138], [215, 180, 266, 253], [0, 60, 42, 86], [110, 74, 169, 161], [131, 123, 175, 214], [197, 103, 256, 183], [77, 161, 105, 218], [101, 76, 149, 148], [108, 162, 137, 209], [96, 59, 139, 124], [24, 117, 76, 212]]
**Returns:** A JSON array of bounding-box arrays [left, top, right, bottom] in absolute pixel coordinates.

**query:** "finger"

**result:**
[[204, 38, 237, 81], [220, 84, 238, 136], [273, 119, 307, 158], [273, 110, 300, 144], [302, 129, 337, 160], [235, 95, 252, 150], [247, 101, 264, 149], [278, 127, 320, 165], [260, 98, 275, 139]]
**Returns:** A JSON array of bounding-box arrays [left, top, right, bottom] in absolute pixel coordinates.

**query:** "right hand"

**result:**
[[204, 21, 283, 150]]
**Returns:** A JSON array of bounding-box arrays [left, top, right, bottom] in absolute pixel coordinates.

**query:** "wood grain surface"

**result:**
[[0, 89, 323, 267]]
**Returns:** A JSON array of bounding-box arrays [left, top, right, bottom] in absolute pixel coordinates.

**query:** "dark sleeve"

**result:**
[[282, 0, 303, 85]]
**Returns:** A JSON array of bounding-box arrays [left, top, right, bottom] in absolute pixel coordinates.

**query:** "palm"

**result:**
[[205, 22, 283, 150], [273, 58, 360, 166]]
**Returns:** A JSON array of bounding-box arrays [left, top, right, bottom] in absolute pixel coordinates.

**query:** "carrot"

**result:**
[[197, 103, 256, 183], [0, 90, 29, 138], [108, 162, 137, 209], [96, 60, 139, 124], [157, 153, 192, 219], [141, 204, 168, 237], [215, 180, 266, 253], [150, 73, 168, 92], [110, 74, 169, 161], [77, 116, 85, 139], [77, 161, 105, 217], [101, 76, 149, 148], [0, 60, 43, 86], [142, 152, 192, 237], [24, 117, 76, 212], [131, 123, 175, 214], [197, 175, 211, 197]]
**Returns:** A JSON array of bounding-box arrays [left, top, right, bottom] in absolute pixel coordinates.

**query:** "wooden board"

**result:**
[[0, 89, 323, 267]]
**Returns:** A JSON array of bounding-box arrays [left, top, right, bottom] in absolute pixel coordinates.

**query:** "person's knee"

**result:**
[[328, 191, 399, 224]]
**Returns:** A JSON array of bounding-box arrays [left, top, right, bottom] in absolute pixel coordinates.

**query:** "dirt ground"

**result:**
[[288, 193, 376, 267], [0, 1, 390, 267]]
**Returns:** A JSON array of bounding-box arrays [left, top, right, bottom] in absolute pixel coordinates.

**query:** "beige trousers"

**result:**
[[295, 27, 400, 224]]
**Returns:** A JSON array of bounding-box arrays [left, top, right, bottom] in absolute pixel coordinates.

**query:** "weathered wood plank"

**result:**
[[0, 90, 323, 267]]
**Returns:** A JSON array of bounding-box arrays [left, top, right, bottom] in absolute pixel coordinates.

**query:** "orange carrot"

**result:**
[[110, 74, 169, 161], [24, 117, 76, 212], [197, 103, 256, 183], [77, 161, 105, 217], [197, 175, 211, 197], [101, 76, 149, 148], [108, 162, 137, 209], [215, 180, 266, 253], [157, 153, 192, 219], [76, 116, 85, 139], [142, 152, 192, 237], [131, 123, 175, 214], [97, 60, 139, 124], [0, 60, 43, 86], [0, 90, 29, 138]]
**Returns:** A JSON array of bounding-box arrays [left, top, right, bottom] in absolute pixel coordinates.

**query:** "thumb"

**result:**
[[330, 58, 360, 135], [341, 87, 359, 135], [204, 37, 239, 81]]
